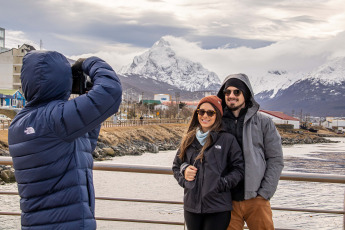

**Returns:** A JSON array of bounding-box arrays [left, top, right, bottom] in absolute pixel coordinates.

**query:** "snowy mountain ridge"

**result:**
[[119, 38, 221, 92], [118, 37, 344, 115], [251, 56, 345, 98]]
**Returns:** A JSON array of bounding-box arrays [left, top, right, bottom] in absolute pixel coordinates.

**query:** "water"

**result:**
[[1, 138, 344, 230]]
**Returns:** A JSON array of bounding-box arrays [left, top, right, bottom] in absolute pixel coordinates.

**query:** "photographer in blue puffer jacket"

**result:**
[[8, 50, 122, 230]]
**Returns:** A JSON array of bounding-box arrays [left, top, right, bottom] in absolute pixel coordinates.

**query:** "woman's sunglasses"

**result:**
[[223, 89, 242, 96], [197, 109, 216, 117]]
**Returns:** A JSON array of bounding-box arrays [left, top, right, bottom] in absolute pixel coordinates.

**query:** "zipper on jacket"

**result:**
[[200, 162, 205, 213]]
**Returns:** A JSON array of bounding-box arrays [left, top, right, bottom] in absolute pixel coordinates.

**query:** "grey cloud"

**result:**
[[283, 15, 326, 24], [186, 35, 274, 49], [0, 0, 193, 55]]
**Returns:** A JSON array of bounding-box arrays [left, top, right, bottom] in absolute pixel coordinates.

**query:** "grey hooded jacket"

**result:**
[[217, 73, 284, 200]]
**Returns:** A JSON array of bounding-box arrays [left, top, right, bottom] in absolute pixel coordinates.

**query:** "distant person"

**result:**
[[8, 51, 122, 229], [140, 115, 144, 124], [217, 74, 284, 230], [172, 95, 244, 230]]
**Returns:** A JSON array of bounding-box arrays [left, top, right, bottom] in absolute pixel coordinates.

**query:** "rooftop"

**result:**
[[260, 110, 300, 121]]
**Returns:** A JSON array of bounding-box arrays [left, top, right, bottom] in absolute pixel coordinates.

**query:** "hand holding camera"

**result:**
[[71, 58, 93, 94]]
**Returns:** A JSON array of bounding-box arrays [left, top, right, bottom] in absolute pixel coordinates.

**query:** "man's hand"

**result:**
[[184, 165, 197, 181]]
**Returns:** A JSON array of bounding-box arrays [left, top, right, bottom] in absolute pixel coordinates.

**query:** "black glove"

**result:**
[[71, 58, 86, 77], [71, 58, 87, 94]]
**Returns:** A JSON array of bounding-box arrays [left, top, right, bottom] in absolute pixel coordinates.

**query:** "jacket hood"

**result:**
[[21, 51, 72, 106], [217, 73, 259, 111]]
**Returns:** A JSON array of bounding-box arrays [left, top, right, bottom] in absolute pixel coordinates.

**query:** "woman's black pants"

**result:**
[[184, 210, 231, 230]]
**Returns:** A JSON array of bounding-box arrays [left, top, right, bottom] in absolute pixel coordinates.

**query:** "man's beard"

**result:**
[[227, 101, 245, 111]]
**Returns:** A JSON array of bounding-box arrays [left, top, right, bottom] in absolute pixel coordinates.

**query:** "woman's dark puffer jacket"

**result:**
[[172, 131, 244, 213]]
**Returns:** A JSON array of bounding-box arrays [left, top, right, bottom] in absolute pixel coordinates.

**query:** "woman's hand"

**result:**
[[184, 165, 198, 181]]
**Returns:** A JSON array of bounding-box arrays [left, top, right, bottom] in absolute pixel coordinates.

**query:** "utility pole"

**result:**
[[175, 92, 180, 118]]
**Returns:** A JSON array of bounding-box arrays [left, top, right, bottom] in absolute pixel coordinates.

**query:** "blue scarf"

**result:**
[[196, 128, 209, 146]]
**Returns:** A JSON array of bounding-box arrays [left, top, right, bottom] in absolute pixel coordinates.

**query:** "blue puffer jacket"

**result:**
[[8, 51, 122, 230]]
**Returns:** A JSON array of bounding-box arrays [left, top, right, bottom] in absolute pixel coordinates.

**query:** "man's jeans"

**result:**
[[227, 196, 274, 230]]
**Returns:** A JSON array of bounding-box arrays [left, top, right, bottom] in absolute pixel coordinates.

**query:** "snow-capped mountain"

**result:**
[[252, 56, 345, 98], [255, 57, 345, 116], [119, 38, 221, 92], [118, 37, 344, 116]]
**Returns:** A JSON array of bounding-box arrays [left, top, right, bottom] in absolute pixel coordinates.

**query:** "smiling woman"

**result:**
[[172, 95, 244, 230], [197, 103, 217, 132]]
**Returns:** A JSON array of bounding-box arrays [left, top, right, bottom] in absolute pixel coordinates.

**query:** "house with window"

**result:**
[[260, 109, 300, 129], [0, 89, 25, 108]]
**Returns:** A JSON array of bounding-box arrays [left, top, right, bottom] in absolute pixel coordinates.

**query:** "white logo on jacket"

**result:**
[[24, 127, 35, 135], [215, 145, 221, 149]]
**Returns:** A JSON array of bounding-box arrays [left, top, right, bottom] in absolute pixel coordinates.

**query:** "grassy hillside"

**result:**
[[99, 124, 188, 145]]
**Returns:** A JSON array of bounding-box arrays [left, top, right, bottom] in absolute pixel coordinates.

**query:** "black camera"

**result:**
[[71, 71, 93, 95], [71, 59, 93, 95]]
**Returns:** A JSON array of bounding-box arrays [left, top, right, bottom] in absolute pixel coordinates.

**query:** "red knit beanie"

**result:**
[[197, 95, 223, 116]]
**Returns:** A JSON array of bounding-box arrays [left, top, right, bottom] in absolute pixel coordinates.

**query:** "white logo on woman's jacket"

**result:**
[[215, 145, 221, 149], [24, 127, 35, 134]]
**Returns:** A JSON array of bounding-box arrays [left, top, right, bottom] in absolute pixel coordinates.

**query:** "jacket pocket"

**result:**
[[86, 169, 95, 216]]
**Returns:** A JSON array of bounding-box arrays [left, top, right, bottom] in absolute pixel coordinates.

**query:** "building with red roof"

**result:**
[[260, 110, 300, 129]]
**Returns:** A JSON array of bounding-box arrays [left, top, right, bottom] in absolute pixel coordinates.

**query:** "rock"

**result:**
[[97, 142, 107, 149], [304, 137, 313, 144], [103, 147, 115, 157], [111, 146, 125, 156], [1, 169, 16, 183], [92, 150, 100, 159], [147, 144, 159, 153]]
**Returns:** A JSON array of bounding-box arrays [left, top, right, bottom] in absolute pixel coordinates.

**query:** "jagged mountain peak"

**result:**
[[307, 56, 345, 84], [152, 38, 171, 48], [119, 38, 221, 92]]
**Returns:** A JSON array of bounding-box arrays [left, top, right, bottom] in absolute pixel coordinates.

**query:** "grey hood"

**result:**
[[217, 73, 260, 121]]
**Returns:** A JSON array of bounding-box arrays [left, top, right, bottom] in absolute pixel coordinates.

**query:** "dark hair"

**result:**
[[178, 102, 223, 161]]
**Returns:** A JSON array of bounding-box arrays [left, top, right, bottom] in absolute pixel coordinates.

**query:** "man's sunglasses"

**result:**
[[223, 89, 242, 96], [197, 109, 216, 117]]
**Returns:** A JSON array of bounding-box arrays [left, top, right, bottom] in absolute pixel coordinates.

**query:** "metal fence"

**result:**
[[0, 118, 187, 130], [0, 120, 11, 130], [0, 157, 344, 229], [102, 118, 187, 128]]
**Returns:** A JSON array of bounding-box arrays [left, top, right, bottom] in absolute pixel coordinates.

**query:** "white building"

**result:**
[[0, 44, 35, 89], [322, 117, 345, 132], [154, 94, 171, 102], [0, 27, 5, 51], [260, 110, 300, 129], [153, 94, 171, 110]]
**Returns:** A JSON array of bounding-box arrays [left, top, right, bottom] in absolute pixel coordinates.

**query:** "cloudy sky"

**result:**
[[1, 0, 345, 80]]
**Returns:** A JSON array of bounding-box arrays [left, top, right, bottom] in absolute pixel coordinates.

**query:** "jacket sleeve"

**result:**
[[258, 118, 284, 199], [47, 57, 122, 142], [219, 136, 244, 192], [88, 125, 101, 152], [172, 149, 187, 188]]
